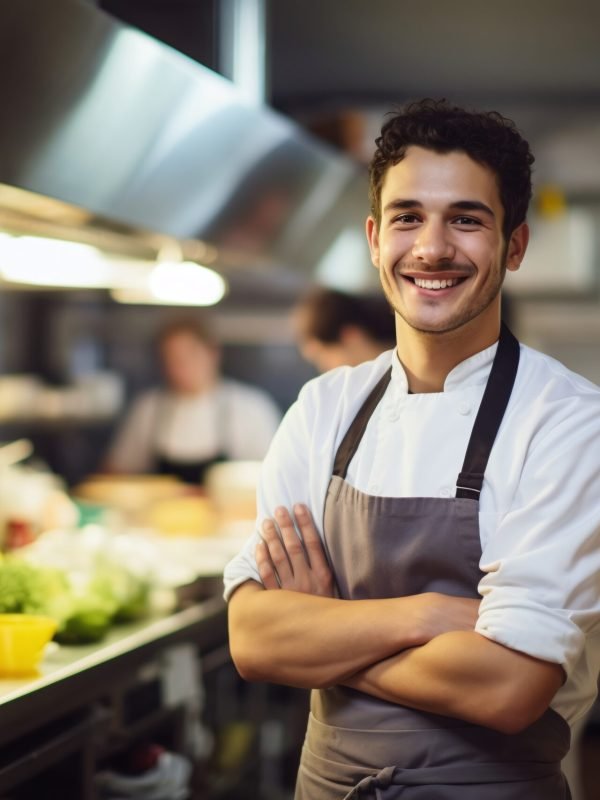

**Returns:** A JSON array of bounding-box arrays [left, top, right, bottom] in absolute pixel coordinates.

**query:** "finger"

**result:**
[[274, 506, 308, 575], [261, 517, 294, 585], [293, 504, 329, 572], [255, 539, 279, 590]]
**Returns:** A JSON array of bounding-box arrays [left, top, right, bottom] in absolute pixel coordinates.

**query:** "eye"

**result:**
[[391, 213, 421, 225], [453, 216, 481, 227]]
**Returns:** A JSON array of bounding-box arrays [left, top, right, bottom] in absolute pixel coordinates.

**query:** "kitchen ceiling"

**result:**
[[2, 0, 599, 302], [268, 0, 600, 195], [269, 0, 600, 112]]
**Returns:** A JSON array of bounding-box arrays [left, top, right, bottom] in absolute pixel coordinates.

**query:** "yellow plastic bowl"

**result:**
[[0, 614, 58, 676]]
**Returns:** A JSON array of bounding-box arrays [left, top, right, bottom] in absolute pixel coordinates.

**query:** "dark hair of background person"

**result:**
[[155, 316, 218, 350], [369, 99, 535, 241], [296, 287, 395, 345]]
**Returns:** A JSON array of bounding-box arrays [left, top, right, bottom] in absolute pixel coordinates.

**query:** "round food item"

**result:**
[[55, 605, 111, 644], [144, 496, 218, 536]]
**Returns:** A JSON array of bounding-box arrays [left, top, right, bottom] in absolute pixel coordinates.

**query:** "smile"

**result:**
[[414, 277, 459, 290], [402, 275, 468, 291]]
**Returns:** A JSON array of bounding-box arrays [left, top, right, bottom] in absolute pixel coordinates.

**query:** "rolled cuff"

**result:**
[[475, 603, 586, 678]]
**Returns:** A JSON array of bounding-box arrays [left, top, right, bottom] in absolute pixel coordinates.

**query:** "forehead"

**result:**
[[380, 146, 501, 211], [161, 332, 207, 353]]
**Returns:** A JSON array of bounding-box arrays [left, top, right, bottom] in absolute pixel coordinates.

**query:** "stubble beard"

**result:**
[[381, 258, 508, 336]]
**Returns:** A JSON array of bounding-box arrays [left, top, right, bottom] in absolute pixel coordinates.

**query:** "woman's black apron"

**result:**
[[154, 390, 228, 484]]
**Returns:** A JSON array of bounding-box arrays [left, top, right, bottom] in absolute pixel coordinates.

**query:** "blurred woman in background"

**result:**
[[104, 318, 281, 484]]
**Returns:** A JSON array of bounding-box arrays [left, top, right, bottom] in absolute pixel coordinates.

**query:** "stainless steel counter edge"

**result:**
[[0, 595, 226, 707]]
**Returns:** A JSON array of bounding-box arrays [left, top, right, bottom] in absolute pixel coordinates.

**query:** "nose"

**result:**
[[411, 219, 455, 264]]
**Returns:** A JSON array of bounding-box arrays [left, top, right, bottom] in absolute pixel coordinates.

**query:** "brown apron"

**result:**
[[295, 324, 571, 799]]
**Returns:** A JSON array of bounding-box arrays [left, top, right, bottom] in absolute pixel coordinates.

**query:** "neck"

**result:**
[[395, 308, 501, 393], [172, 374, 219, 396]]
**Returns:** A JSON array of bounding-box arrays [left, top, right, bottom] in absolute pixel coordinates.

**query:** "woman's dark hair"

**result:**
[[297, 287, 395, 345], [369, 99, 534, 241]]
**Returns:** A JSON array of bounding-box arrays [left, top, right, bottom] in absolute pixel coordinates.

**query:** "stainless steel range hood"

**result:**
[[0, 0, 372, 294]]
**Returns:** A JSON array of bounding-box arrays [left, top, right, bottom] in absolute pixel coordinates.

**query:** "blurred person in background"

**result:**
[[103, 318, 281, 484], [292, 286, 395, 373]]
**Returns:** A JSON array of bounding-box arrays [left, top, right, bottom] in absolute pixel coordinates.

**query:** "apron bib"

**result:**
[[153, 389, 229, 484], [295, 325, 571, 799]]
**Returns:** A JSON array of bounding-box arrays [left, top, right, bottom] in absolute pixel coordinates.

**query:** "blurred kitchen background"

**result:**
[[0, 1, 599, 798], [0, 0, 599, 484]]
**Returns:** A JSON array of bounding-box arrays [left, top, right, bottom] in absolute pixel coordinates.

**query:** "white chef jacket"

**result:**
[[106, 379, 281, 473], [224, 341, 600, 726]]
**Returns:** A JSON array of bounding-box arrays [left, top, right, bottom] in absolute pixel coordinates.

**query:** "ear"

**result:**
[[366, 216, 381, 269], [506, 222, 529, 273]]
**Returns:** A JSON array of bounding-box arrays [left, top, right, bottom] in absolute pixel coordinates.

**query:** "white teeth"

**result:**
[[414, 277, 459, 290]]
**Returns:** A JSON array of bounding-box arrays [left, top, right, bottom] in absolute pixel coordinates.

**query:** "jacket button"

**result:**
[[458, 403, 471, 415], [439, 487, 452, 497]]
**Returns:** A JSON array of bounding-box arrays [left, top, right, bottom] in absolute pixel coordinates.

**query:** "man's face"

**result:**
[[366, 146, 527, 336]]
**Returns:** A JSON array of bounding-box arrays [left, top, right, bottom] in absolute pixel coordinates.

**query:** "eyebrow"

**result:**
[[383, 199, 496, 218]]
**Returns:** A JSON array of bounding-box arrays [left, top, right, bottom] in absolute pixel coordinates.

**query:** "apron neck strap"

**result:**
[[333, 367, 392, 479], [455, 323, 520, 500], [332, 324, 520, 493]]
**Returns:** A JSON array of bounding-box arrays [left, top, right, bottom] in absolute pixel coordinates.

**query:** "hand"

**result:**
[[412, 592, 480, 644], [256, 504, 334, 597]]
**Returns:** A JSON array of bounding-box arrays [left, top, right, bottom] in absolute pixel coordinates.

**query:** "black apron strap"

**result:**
[[455, 323, 520, 500], [332, 324, 520, 490], [333, 367, 392, 479]]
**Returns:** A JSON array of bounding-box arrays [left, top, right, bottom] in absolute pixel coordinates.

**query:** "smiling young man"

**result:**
[[224, 100, 600, 799]]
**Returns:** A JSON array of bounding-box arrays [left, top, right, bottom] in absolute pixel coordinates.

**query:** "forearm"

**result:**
[[228, 581, 428, 688], [344, 630, 565, 733]]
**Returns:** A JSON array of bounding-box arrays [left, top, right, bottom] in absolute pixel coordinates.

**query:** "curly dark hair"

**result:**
[[368, 99, 534, 241]]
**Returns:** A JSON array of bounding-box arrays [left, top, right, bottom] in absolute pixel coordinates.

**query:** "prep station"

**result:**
[[0, 2, 347, 796], [0, 499, 308, 799], [0, 599, 226, 798]]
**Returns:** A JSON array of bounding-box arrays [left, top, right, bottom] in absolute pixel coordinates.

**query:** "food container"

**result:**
[[0, 614, 57, 676], [204, 460, 261, 524]]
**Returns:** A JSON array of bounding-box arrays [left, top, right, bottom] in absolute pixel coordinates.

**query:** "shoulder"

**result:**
[[294, 349, 395, 424], [219, 378, 272, 402], [125, 388, 163, 418], [516, 344, 600, 416], [512, 343, 600, 450], [518, 344, 599, 398], [220, 379, 279, 412]]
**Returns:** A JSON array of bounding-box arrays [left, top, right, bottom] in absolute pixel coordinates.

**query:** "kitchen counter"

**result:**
[[0, 595, 228, 798]]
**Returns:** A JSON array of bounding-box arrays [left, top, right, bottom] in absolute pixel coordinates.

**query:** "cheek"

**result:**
[[379, 239, 399, 266]]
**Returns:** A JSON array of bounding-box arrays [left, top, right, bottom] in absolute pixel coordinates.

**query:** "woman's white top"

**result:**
[[106, 379, 281, 472], [224, 342, 600, 726]]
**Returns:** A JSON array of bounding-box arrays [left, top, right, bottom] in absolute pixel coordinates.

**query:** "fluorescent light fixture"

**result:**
[[0, 234, 117, 288], [112, 261, 227, 306], [0, 233, 227, 304]]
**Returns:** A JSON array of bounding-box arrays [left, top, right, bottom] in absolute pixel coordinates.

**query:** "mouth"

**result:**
[[400, 274, 470, 292]]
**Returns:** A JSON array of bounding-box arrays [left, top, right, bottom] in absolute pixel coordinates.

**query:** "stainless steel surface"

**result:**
[[0, 597, 224, 706], [0, 0, 369, 286]]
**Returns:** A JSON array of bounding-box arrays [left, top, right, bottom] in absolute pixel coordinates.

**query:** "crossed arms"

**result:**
[[228, 505, 565, 735]]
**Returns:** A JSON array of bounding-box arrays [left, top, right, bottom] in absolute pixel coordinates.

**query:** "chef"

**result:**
[[104, 318, 281, 484], [224, 100, 600, 798], [292, 286, 395, 373]]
